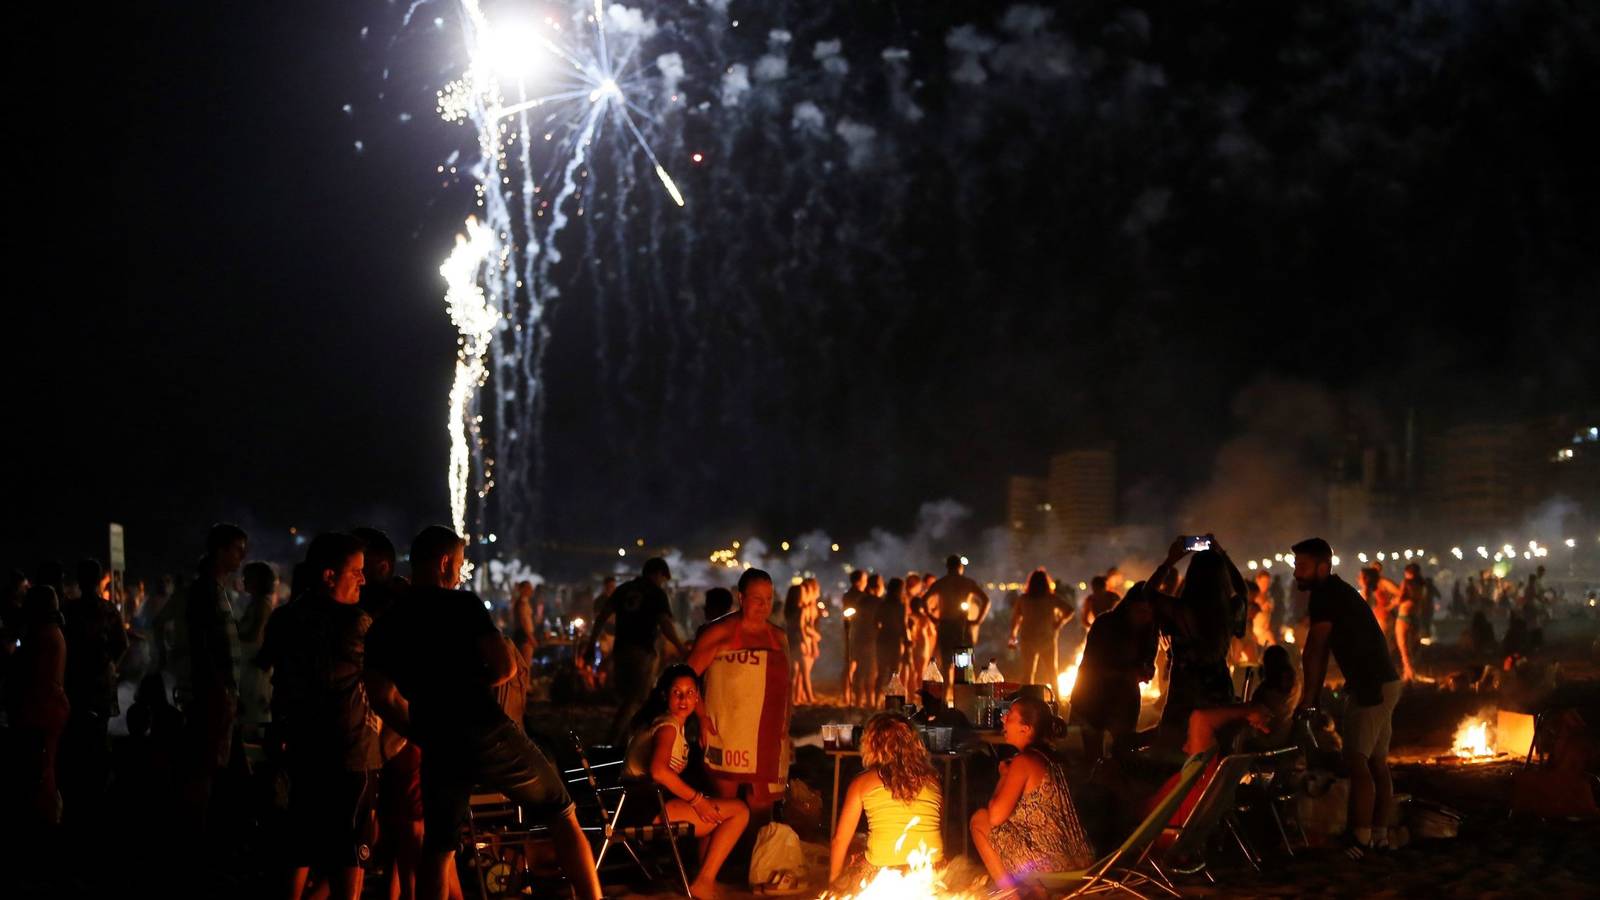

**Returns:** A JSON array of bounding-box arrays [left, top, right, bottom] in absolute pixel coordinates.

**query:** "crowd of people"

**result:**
[[1, 521, 1586, 897]]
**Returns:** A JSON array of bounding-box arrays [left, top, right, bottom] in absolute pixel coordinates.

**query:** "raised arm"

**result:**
[[1148, 536, 1191, 597]]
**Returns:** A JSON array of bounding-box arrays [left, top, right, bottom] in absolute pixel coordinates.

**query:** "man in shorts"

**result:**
[[366, 526, 601, 900], [1292, 537, 1402, 859]]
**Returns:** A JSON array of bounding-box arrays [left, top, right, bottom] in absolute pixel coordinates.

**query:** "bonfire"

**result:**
[[820, 819, 981, 900], [1451, 715, 1499, 761], [1056, 644, 1086, 699]]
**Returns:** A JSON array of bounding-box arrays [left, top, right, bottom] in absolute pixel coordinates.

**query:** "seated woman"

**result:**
[[622, 664, 750, 900], [971, 697, 1096, 891], [828, 714, 944, 886], [1183, 644, 1301, 755]]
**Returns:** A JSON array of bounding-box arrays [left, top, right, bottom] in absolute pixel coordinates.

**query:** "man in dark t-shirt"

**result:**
[[365, 526, 599, 900], [587, 557, 686, 743], [839, 569, 870, 705], [1292, 537, 1402, 859]]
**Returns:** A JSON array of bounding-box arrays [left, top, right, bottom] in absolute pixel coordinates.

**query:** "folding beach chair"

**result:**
[[1024, 749, 1214, 899], [1236, 744, 1304, 856], [564, 734, 695, 896], [1160, 752, 1262, 881]]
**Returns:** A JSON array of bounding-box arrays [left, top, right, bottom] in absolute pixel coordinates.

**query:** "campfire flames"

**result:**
[[1452, 717, 1496, 760], [822, 819, 980, 900], [1140, 678, 1162, 701], [1057, 645, 1160, 705], [1281, 627, 1295, 645], [1056, 644, 1086, 699]]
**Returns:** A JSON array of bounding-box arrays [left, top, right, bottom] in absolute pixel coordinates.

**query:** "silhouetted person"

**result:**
[[262, 533, 379, 900], [704, 586, 734, 624], [1145, 536, 1248, 737], [924, 555, 990, 695], [1080, 576, 1120, 628], [839, 569, 870, 704], [1009, 568, 1074, 684], [587, 557, 687, 743], [851, 574, 886, 706], [354, 527, 407, 621], [4, 586, 69, 826], [365, 526, 601, 900], [510, 580, 537, 667], [1069, 584, 1156, 762], [349, 526, 421, 900], [60, 557, 127, 822], [237, 560, 277, 735], [873, 578, 909, 704], [181, 523, 248, 834]]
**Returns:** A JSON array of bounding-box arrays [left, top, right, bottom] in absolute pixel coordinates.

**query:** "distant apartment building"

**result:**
[[1005, 475, 1049, 574], [1003, 445, 1119, 573], [1046, 446, 1117, 560], [1429, 413, 1599, 538]]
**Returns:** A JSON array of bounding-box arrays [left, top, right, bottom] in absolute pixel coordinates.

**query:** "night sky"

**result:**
[[11, 0, 1600, 575]]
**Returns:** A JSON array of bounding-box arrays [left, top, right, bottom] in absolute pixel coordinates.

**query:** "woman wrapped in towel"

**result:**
[[688, 568, 792, 820]]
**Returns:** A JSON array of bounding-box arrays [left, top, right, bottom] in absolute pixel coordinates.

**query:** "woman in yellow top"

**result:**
[[828, 714, 944, 886]]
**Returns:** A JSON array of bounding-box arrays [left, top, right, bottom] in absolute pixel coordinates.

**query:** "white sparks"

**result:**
[[655, 164, 685, 206]]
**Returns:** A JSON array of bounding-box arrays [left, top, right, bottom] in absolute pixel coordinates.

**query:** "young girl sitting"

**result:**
[[622, 665, 750, 900], [828, 714, 944, 887]]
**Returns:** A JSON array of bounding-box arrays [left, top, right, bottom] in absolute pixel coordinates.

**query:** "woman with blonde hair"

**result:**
[[828, 714, 944, 885]]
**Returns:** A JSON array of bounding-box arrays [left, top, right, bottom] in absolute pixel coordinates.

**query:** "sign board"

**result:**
[[109, 522, 126, 573]]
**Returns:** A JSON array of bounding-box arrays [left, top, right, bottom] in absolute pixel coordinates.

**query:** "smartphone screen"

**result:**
[[1185, 535, 1212, 552]]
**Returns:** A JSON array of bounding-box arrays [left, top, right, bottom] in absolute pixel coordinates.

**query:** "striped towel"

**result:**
[[703, 646, 790, 791]]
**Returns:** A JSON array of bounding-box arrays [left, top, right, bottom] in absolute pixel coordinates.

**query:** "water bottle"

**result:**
[[979, 658, 1004, 683], [884, 671, 906, 712]]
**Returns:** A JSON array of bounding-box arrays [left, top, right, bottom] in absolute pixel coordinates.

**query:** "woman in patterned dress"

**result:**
[[970, 696, 1095, 891]]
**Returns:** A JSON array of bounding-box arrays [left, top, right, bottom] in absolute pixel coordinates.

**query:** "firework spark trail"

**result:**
[[428, 0, 684, 556], [441, 218, 497, 539]]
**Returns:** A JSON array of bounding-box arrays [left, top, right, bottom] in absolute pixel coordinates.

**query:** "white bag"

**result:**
[[749, 821, 805, 889]]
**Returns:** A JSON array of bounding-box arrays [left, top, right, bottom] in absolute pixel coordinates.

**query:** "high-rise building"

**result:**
[[1433, 423, 1523, 537], [1430, 413, 1598, 539], [1046, 446, 1117, 560], [1005, 475, 1049, 574]]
